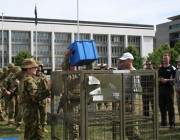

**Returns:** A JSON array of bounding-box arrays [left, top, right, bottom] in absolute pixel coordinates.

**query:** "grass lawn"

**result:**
[[0, 121, 51, 140]]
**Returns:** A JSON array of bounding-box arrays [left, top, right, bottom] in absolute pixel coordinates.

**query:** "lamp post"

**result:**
[[77, 0, 79, 41], [2, 13, 4, 67]]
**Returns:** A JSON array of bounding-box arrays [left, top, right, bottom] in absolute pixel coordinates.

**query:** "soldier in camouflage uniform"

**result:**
[[1, 64, 15, 119], [0, 68, 5, 121], [61, 49, 93, 139], [15, 67, 27, 132], [1, 66, 21, 126], [35, 60, 50, 133], [19, 58, 51, 140], [1, 63, 16, 125]]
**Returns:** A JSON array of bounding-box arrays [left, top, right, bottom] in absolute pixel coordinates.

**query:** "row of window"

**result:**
[[169, 24, 180, 30], [0, 31, 142, 68], [0, 31, 141, 46]]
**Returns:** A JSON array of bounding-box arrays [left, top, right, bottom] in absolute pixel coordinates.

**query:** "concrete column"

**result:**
[[51, 31, 55, 71], [8, 30, 11, 63], [108, 34, 111, 68], [71, 32, 74, 43], [30, 30, 34, 55], [125, 35, 128, 48]]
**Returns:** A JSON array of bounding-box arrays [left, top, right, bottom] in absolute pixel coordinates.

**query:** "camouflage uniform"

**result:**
[[19, 58, 50, 140], [15, 69, 26, 132], [1, 64, 15, 119], [61, 50, 93, 139], [1, 66, 20, 125], [0, 68, 5, 121], [35, 61, 50, 133]]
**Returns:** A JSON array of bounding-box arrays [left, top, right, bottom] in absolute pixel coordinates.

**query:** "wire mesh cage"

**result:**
[[50, 70, 158, 140]]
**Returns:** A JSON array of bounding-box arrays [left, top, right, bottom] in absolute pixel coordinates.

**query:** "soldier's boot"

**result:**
[[42, 126, 48, 133], [0, 114, 5, 121]]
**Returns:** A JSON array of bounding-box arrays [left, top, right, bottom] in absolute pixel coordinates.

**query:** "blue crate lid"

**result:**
[[68, 39, 98, 66], [0, 137, 18, 140]]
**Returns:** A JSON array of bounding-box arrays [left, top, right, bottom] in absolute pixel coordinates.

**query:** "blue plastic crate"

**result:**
[[68, 39, 98, 66], [0, 137, 18, 140]]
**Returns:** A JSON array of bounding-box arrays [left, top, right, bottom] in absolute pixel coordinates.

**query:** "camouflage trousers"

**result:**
[[23, 103, 43, 140], [8, 97, 15, 124], [38, 100, 47, 127], [16, 102, 23, 127], [67, 98, 80, 139]]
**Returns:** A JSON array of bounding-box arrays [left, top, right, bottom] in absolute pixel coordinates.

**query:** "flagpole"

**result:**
[[77, 0, 79, 41], [36, 25, 37, 60], [35, 4, 38, 61], [2, 13, 4, 67]]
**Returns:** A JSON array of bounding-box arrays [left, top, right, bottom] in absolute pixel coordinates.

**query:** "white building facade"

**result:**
[[0, 16, 155, 73]]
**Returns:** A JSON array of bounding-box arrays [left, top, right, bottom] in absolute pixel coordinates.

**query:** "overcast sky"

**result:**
[[1, 0, 180, 26]]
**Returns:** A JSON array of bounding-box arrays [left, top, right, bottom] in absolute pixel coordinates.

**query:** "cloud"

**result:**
[[0, 0, 180, 26]]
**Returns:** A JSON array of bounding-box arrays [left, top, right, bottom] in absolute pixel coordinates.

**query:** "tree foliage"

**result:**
[[148, 43, 179, 68], [124, 45, 144, 70], [15, 51, 33, 66]]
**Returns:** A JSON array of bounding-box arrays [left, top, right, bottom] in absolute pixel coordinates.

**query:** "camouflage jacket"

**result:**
[[61, 55, 93, 96], [35, 72, 50, 95], [19, 74, 50, 105]]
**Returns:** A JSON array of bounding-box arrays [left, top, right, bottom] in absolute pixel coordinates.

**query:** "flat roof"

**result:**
[[167, 15, 180, 21], [1, 16, 154, 28]]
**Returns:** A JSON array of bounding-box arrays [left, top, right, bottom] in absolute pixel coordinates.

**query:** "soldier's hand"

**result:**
[[6, 90, 11, 95], [15, 79, 20, 85], [47, 81, 52, 91], [47, 97, 51, 103], [64, 49, 71, 58]]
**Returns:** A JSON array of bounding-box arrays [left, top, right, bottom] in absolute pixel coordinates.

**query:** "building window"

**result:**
[[93, 35, 108, 44], [55, 57, 64, 68], [0, 31, 8, 42], [55, 33, 71, 43], [55, 45, 67, 55], [111, 35, 124, 45], [38, 57, 51, 67], [169, 24, 180, 30], [33, 45, 51, 55], [74, 33, 90, 40], [12, 31, 30, 42], [12, 44, 30, 55], [33, 32, 51, 43]]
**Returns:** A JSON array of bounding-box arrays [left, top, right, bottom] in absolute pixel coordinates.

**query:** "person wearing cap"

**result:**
[[15, 66, 27, 132], [0, 64, 14, 118], [158, 53, 176, 128], [97, 63, 109, 110], [2, 66, 22, 126], [35, 60, 51, 133], [19, 58, 51, 140], [141, 60, 154, 117], [0, 65, 20, 125], [118, 52, 140, 139], [0, 68, 5, 122], [174, 56, 180, 119], [60, 49, 93, 139]]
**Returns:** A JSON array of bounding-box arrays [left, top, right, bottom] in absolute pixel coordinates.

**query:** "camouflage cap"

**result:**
[[8, 63, 15, 68], [12, 66, 21, 73], [22, 58, 38, 69], [36, 60, 43, 66]]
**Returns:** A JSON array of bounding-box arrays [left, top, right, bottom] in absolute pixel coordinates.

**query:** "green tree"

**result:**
[[148, 43, 178, 68], [15, 51, 33, 66], [124, 45, 144, 70], [174, 41, 180, 55]]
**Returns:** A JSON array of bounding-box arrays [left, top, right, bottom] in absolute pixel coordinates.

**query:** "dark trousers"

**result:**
[[159, 86, 175, 126], [142, 94, 153, 116]]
